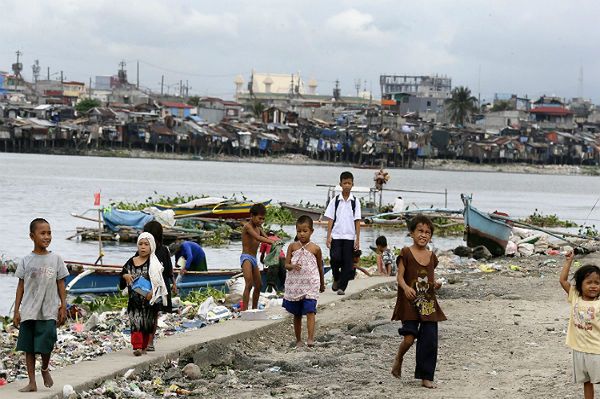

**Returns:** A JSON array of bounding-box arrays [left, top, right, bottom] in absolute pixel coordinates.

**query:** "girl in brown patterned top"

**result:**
[[391, 215, 446, 389]]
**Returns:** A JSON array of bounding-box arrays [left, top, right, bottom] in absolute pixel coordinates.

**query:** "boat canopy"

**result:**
[[103, 208, 154, 232]]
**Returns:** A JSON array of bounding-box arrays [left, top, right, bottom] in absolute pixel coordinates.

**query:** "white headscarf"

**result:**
[[137, 232, 168, 306]]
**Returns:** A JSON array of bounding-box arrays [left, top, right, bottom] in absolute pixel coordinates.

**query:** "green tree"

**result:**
[[188, 96, 201, 106], [75, 98, 101, 114], [251, 101, 265, 117], [445, 86, 478, 126], [490, 100, 513, 112]]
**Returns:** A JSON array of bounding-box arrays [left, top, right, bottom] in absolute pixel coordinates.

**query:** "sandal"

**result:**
[[146, 344, 155, 352]]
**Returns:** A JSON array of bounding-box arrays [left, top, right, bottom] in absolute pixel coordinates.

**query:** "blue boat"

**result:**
[[461, 194, 512, 257], [65, 261, 331, 295]]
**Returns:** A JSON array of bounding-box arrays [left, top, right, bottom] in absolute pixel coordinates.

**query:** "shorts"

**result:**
[[282, 298, 317, 316], [240, 254, 258, 269], [573, 350, 600, 383], [16, 320, 57, 354]]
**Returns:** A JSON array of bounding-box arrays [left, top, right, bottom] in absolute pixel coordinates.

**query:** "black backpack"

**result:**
[[332, 194, 356, 229]]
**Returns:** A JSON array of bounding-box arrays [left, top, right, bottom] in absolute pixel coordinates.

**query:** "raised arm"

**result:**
[[559, 251, 574, 294]]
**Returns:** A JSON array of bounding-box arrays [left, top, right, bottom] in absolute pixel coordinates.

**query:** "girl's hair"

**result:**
[[573, 264, 600, 295], [296, 215, 313, 229], [143, 221, 164, 246], [408, 214, 434, 235]]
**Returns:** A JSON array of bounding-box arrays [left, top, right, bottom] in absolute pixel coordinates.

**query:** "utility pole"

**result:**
[[60, 70, 64, 83], [160, 75, 164, 96], [89, 77, 92, 99], [136, 60, 139, 89], [186, 80, 189, 97], [179, 80, 183, 97], [47, 67, 50, 80]]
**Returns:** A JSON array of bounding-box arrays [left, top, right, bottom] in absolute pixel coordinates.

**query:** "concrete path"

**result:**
[[0, 276, 394, 399]]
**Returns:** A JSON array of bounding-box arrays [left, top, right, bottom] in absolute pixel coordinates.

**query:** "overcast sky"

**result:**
[[1, 0, 599, 103]]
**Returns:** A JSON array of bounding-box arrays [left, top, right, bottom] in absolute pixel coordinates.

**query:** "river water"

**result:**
[[0, 153, 598, 314]]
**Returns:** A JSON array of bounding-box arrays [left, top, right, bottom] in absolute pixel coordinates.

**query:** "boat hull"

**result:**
[[462, 195, 511, 257], [65, 261, 330, 295], [155, 200, 272, 219], [279, 202, 324, 221]]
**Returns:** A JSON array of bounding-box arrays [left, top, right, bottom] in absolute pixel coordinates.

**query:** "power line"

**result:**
[[133, 59, 238, 78]]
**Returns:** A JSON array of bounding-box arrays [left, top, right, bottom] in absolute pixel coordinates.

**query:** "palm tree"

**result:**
[[445, 86, 478, 126]]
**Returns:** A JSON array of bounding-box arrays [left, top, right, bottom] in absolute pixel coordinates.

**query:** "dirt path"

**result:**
[[175, 262, 578, 399]]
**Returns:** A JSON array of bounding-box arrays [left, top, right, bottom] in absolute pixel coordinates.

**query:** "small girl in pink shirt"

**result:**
[[283, 215, 325, 348]]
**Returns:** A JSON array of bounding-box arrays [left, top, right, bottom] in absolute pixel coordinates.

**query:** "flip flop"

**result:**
[[147, 344, 155, 352]]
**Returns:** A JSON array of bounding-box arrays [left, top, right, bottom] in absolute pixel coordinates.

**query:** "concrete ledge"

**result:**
[[0, 276, 394, 399]]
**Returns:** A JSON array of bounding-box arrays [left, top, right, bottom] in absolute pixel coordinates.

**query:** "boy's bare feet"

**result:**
[[391, 354, 403, 378], [421, 379, 436, 389], [41, 368, 54, 388], [18, 382, 37, 392], [295, 341, 303, 349], [306, 340, 315, 348]]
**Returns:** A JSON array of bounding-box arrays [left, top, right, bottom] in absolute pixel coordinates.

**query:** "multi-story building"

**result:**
[[380, 74, 451, 119]]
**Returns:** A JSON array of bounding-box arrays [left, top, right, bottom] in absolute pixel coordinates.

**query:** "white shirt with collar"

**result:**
[[324, 193, 362, 240]]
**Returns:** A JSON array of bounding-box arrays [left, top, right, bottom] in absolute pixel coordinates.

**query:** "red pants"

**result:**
[[131, 331, 150, 350]]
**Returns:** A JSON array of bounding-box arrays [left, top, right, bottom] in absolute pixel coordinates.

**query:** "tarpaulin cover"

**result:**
[[103, 208, 154, 232]]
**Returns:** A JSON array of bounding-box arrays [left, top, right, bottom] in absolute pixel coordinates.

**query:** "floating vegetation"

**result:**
[[265, 205, 295, 226], [110, 192, 210, 211], [523, 209, 577, 228], [432, 217, 464, 236]]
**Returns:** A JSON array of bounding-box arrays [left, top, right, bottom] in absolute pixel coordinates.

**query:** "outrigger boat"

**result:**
[[154, 197, 272, 219]]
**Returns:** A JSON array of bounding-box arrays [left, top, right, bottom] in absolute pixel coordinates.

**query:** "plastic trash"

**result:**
[[206, 306, 232, 322], [268, 366, 281, 373], [197, 297, 217, 320], [63, 384, 75, 397], [509, 265, 521, 271]]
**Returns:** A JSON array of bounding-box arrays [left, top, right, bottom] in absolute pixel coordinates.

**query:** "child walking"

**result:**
[[240, 203, 277, 310], [559, 251, 600, 399], [141, 221, 175, 352], [376, 235, 395, 276], [391, 215, 446, 389], [120, 233, 168, 356], [325, 171, 361, 295], [283, 215, 325, 347], [13, 218, 69, 392]]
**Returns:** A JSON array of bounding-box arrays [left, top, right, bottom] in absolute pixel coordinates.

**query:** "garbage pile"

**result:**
[[2, 278, 288, 385]]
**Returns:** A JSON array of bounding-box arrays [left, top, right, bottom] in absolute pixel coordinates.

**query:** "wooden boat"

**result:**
[[65, 261, 330, 295], [461, 194, 512, 256], [154, 198, 272, 219], [279, 202, 324, 221]]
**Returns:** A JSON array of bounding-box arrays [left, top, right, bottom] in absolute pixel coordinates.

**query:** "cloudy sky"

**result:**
[[1, 0, 599, 102]]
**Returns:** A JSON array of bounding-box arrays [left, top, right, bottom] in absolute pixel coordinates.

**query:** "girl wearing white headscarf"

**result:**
[[119, 232, 168, 356]]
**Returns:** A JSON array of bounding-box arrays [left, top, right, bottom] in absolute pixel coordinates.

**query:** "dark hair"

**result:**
[[340, 171, 354, 182], [296, 215, 313, 229], [408, 214, 435, 235], [143, 221, 164, 246], [250, 203, 267, 216], [30, 218, 49, 233], [573, 264, 600, 296], [353, 249, 362, 258], [376, 236, 387, 247]]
